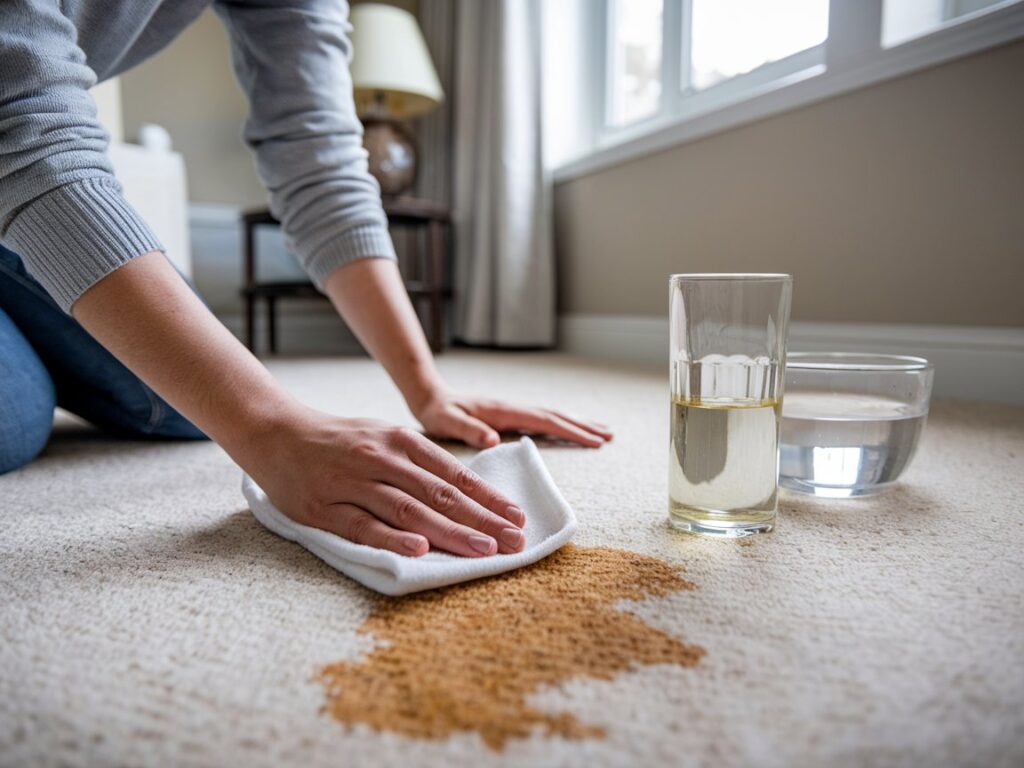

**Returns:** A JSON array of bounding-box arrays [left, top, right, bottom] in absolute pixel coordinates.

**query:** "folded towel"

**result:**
[[242, 437, 577, 596]]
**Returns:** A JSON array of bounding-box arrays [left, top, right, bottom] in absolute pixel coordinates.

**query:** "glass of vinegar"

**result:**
[[668, 274, 793, 537]]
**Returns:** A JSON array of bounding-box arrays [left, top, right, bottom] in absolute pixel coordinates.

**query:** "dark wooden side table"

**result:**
[[241, 197, 451, 354]]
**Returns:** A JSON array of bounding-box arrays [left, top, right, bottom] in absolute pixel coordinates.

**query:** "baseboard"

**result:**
[[558, 314, 1024, 405]]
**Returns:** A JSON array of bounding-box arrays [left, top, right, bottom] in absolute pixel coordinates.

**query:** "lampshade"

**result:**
[[349, 3, 444, 120]]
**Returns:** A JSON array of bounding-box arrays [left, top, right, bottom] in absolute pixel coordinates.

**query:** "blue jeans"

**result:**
[[0, 245, 205, 475]]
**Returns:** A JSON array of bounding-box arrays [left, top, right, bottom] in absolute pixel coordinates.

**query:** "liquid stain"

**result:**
[[317, 545, 704, 750]]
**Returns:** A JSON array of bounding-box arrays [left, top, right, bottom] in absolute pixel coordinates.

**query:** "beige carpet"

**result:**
[[1, 351, 1021, 767]]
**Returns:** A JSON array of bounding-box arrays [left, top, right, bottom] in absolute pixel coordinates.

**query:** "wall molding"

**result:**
[[558, 314, 1024, 405]]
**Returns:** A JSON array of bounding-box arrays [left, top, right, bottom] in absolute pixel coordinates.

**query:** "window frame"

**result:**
[[599, 0, 828, 142], [553, 0, 1024, 181]]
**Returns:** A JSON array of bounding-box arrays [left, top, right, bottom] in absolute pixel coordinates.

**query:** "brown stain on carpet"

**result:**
[[317, 544, 704, 750]]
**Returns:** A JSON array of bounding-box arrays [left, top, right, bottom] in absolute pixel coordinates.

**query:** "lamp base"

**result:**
[[362, 118, 417, 197]]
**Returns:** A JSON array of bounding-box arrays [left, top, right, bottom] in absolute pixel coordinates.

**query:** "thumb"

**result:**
[[448, 408, 500, 448]]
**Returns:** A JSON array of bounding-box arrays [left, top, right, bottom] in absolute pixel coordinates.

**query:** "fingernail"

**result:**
[[403, 537, 425, 555], [468, 534, 496, 555], [507, 505, 525, 525], [500, 527, 524, 549]]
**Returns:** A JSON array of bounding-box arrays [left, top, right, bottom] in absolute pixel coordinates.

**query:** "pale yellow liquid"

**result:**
[[668, 398, 780, 535]]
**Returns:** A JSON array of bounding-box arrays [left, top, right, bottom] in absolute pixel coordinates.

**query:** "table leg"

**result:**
[[245, 294, 256, 353], [428, 220, 444, 353], [243, 220, 256, 352], [267, 295, 278, 355]]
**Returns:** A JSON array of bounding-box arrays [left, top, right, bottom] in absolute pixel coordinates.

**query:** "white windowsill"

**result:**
[[552, 1, 1024, 184]]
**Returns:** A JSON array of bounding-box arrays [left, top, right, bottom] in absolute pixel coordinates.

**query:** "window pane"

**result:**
[[607, 0, 663, 127], [689, 0, 829, 92], [882, 0, 1014, 47]]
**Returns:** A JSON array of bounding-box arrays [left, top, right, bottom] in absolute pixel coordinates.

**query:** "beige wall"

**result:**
[[120, 10, 265, 208], [91, 79, 124, 143], [554, 40, 1024, 326]]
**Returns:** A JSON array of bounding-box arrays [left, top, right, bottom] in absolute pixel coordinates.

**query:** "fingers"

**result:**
[[362, 485, 518, 557], [541, 414, 606, 447], [440, 406, 500, 449], [504, 409, 605, 448], [316, 503, 429, 557], [380, 464, 526, 553], [401, 434, 526, 527], [468, 401, 611, 447], [552, 411, 614, 442]]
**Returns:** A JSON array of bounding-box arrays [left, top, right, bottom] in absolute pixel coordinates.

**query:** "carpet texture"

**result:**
[[1, 351, 1021, 767]]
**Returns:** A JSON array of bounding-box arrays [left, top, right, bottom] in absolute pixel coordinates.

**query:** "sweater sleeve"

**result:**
[[213, 0, 396, 289], [0, 1, 164, 312]]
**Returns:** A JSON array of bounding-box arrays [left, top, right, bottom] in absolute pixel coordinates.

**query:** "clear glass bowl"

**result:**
[[780, 353, 934, 497]]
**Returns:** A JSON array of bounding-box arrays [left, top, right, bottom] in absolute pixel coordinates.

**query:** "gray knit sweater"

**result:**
[[0, 0, 395, 311]]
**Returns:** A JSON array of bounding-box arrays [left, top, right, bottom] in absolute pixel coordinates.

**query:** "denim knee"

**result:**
[[0, 245, 206, 443], [0, 310, 56, 474]]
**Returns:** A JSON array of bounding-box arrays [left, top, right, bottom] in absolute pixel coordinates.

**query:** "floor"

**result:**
[[1, 351, 1021, 767]]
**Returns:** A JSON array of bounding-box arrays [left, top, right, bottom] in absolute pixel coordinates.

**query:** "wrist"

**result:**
[[215, 387, 312, 469], [401, 363, 448, 417]]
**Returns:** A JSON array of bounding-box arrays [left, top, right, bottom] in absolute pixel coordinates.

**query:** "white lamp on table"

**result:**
[[349, 2, 445, 197]]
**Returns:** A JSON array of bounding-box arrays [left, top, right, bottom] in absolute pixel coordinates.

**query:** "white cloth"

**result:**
[[241, 437, 577, 596]]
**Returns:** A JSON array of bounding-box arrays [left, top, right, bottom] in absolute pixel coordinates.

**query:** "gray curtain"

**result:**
[[451, 0, 555, 347], [416, 0, 455, 208]]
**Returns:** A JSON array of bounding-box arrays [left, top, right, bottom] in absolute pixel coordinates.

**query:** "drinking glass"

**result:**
[[668, 274, 793, 536]]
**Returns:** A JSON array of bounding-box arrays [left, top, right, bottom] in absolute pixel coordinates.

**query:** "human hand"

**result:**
[[243, 406, 526, 558], [412, 390, 613, 450]]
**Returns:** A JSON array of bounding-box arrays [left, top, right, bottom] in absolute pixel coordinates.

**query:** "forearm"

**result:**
[[72, 251, 525, 558], [71, 252, 303, 465], [323, 258, 445, 412]]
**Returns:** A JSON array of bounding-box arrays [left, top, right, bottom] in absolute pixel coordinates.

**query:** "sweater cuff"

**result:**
[[3, 178, 165, 312], [303, 223, 397, 290]]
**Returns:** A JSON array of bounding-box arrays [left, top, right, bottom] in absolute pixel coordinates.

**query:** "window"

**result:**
[[604, 0, 829, 133], [607, 0, 664, 127], [545, 0, 1024, 177], [689, 0, 829, 91], [882, 0, 1010, 46]]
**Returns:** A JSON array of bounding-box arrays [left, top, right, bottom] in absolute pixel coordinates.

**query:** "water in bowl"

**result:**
[[779, 391, 926, 497]]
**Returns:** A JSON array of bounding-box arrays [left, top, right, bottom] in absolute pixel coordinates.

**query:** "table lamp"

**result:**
[[349, 2, 444, 197]]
